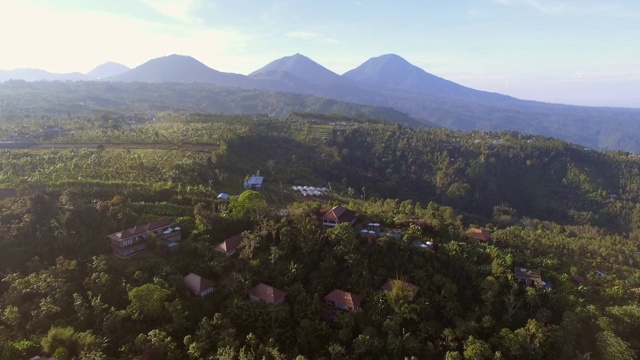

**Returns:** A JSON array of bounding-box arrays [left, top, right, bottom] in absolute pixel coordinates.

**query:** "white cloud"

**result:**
[[0, 0, 251, 73]]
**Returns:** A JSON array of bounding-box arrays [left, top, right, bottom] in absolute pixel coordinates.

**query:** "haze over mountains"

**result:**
[[1, 53, 640, 151], [0, 62, 130, 82], [86, 62, 131, 80]]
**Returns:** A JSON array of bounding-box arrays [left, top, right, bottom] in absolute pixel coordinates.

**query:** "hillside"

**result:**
[[0, 81, 427, 127], [0, 114, 639, 359], [3, 53, 640, 151]]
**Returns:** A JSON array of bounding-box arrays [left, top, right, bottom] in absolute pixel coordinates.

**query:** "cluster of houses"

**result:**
[[181, 231, 373, 309], [107, 201, 555, 319], [2, 126, 63, 147], [182, 260, 418, 313], [105, 205, 424, 313], [465, 227, 552, 288], [292, 185, 329, 197], [216, 175, 265, 201]]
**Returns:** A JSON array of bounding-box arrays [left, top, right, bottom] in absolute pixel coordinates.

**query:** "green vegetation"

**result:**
[[0, 81, 423, 126], [0, 113, 639, 359]]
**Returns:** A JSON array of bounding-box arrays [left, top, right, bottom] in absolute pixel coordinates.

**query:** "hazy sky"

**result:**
[[1, 0, 639, 107]]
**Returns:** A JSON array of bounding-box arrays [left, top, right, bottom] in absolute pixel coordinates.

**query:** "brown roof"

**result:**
[[249, 283, 287, 304], [380, 279, 420, 299], [465, 228, 492, 242], [144, 218, 173, 232], [109, 218, 173, 241], [213, 233, 243, 254], [322, 205, 357, 223], [324, 289, 363, 309], [184, 273, 215, 294], [514, 267, 542, 282]]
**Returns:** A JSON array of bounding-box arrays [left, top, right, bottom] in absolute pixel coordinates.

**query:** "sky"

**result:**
[[0, 0, 639, 107]]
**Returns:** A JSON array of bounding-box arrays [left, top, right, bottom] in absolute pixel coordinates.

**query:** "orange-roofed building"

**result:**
[[465, 228, 492, 243]]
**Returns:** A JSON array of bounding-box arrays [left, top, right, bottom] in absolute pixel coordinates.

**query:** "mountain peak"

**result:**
[[106, 54, 227, 83], [86, 61, 130, 79], [343, 53, 475, 97], [375, 53, 409, 62], [342, 54, 418, 80], [250, 53, 342, 85]]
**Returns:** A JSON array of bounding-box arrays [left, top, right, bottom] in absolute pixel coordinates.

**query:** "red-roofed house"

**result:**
[[465, 228, 492, 243], [249, 283, 287, 304], [321, 205, 358, 227], [380, 279, 420, 300], [184, 273, 215, 297], [107, 219, 174, 259], [324, 289, 363, 311], [213, 233, 244, 256]]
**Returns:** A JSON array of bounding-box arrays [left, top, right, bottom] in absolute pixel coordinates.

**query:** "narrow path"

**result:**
[[29, 143, 219, 152]]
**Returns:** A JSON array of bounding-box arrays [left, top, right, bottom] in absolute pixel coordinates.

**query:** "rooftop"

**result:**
[[213, 233, 244, 254], [184, 273, 215, 294], [465, 228, 492, 242], [322, 205, 357, 223], [249, 283, 287, 304], [514, 267, 542, 282], [108, 218, 173, 241], [324, 288, 363, 308], [246, 176, 264, 185]]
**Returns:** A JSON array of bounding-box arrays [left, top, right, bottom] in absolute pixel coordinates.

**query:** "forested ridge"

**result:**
[[0, 113, 639, 359], [2, 78, 640, 152]]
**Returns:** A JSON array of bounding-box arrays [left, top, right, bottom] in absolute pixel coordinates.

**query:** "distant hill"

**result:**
[[342, 53, 509, 101], [0, 81, 427, 127], [0, 68, 89, 82], [250, 53, 343, 85], [87, 62, 130, 79], [107, 54, 249, 86], [3, 53, 640, 151]]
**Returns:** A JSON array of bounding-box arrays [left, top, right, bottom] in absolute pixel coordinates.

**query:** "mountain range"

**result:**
[[2, 53, 640, 151], [0, 62, 130, 82]]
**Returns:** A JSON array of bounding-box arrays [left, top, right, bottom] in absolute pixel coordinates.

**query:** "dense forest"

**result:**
[[0, 81, 424, 127], [3, 80, 640, 152], [1, 113, 639, 359]]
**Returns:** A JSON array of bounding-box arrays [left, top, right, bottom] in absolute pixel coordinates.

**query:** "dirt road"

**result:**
[[30, 143, 219, 152]]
